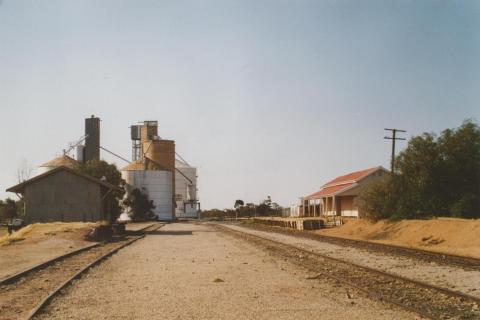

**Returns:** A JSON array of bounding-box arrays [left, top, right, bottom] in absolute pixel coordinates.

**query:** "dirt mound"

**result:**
[[316, 218, 480, 258]]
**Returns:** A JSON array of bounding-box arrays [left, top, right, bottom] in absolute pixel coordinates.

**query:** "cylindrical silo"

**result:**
[[142, 140, 175, 171], [76, 145, 85, 163], [85, 116, 100, 162], [142, 139, 176, 215], [121, 161, 173, 221], [174, 159, 198, 218]]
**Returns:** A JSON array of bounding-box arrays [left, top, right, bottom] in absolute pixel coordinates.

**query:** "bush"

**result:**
[[359, 176, 396, 221]]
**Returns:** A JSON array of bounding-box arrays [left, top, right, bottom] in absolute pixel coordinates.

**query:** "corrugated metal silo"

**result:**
[[121, 160, 174, 220], [175, 159, 199, 218], [143, 139, 176, 215], [76, 145, 85, 163]]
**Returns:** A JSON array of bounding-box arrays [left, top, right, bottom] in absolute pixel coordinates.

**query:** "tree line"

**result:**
[[200, 196, 283, 219], [360, 120, 480, 220]]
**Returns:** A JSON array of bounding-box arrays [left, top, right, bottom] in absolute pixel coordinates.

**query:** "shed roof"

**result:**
[[6, 166, 122, 194], [304, 166, 387, 200], [39, 155, 80, 169]]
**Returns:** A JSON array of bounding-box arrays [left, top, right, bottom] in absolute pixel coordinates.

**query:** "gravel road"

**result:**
[[222, 223, 480, 298], [36, 222, 416, 320]]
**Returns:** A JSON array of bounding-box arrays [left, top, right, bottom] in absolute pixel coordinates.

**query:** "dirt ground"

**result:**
[[0, 222, 153, 280], [0, 222, 95, 280], [224, 223, 480, 299], [37, 222, 417, 320], [316, 218, 480, 258]]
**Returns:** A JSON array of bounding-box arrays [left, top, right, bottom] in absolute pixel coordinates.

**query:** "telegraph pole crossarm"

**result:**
[[384, 128, 407, 174]]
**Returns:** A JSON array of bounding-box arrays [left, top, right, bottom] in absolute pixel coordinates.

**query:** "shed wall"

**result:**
[[24, 171, 102, 223]]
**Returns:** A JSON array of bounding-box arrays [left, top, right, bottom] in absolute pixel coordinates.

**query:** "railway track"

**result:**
[[215, 224, 480, 320], [245, 221, 480, 271], [0, 223, 163, 320]]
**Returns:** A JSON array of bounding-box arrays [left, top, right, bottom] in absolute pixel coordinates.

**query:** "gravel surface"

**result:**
[[222, 223, 480, 298], [36, 222, 416, 320]]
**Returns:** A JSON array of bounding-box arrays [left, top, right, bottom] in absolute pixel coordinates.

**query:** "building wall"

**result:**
[[339, 196, 357, 217], [336, 170, 387, 218], [24, 171, 102, 223]]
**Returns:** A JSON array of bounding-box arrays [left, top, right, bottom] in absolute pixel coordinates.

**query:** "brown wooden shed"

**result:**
[[6, 166, 122, 224]]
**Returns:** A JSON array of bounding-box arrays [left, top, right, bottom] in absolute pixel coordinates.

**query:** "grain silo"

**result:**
[[84, 115, 100, 162], [175, 159, 199, 218], [121, 121, 176, 220], [121, 159, 173, 220]]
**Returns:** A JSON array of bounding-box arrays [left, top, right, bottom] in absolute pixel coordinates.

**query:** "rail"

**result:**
[[215, 223, 480, 319], [0, 223, 163, 320]]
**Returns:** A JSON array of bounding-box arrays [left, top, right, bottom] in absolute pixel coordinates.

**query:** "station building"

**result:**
[[302, 167, 388, 218]]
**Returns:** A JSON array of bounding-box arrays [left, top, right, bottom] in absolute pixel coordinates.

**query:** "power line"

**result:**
[[100, 146, 131, 164], [384, 128, 406, 174]]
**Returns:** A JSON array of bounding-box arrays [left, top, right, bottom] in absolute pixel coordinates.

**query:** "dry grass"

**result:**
[[0, 222, 97, 246], [0, 224, 34, 246]]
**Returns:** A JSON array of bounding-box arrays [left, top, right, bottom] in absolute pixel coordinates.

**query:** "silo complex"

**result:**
[[34, 116, 198, 221], [121, 121, 176, 221]]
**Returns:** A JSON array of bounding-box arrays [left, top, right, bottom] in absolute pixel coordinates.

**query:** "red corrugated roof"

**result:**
[[304, 183, 355, 200], [323, 167, 380, 187], [303, 167, 386, 200]]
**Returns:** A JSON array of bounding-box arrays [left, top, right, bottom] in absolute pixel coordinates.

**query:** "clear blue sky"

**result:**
[[0, 0, 479, 209]]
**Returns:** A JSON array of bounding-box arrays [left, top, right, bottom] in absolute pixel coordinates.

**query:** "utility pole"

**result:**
[[384, 128, 406, 174]]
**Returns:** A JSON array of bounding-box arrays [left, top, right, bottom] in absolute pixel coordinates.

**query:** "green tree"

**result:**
[[437, 120, 480, 217], [395, 133, 443, 218], [79, 160, 126, 223], [123, 188, 155, 221], [234, 200, 244, 220], [234, 199, 244, 209], [0, 198, 18, 220], [360, 120, 480, 220]]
